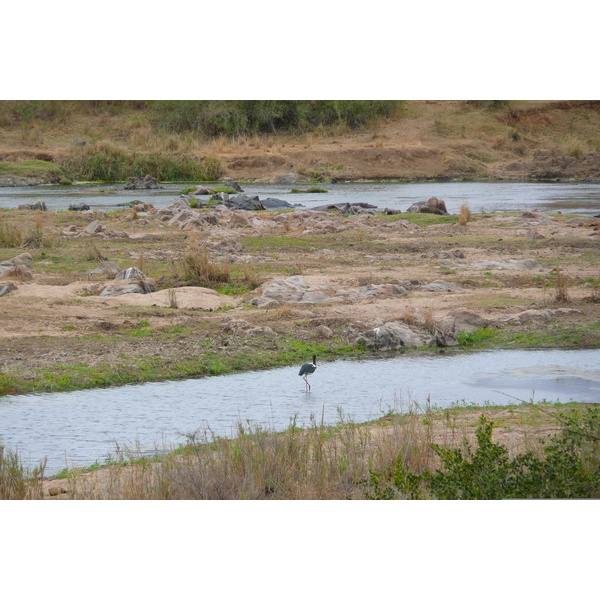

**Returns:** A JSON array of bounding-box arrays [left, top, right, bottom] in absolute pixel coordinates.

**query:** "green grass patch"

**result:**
[[0, 159, 67, 182], [379, 212, 458, 226], [0, 336, 369, 397]]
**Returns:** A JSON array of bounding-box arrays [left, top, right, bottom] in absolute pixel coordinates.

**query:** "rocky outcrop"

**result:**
[[407, 197, 448, 215], [356, 322, 430, 350], [124, 174, 161, 190], [18, 200, 47, 211], [87, 262, 121, 278], [99, 267, 156, 297], [443, 258, 543, 271], [250, 275, 409, 308], [69, 202, 91, 211], [497, 307, 582, 325], [260, 197, 294, 209], [0, 253, 34, 281], [0, 281, 18, 296], [84, 220, 106, 235], [313, 202, 378, 215]]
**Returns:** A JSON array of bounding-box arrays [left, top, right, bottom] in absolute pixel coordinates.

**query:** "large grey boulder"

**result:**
[[407, 196, 448, 215], [125, 174, 160, 189], [69, 202, 91, 211], [356, 322, 429, 350], [84, 220, 106, 235], [18, 200, 47, 211], [227, 194, 265, 211], [99, 267, 156, 296], [261, 197, 294, 209]]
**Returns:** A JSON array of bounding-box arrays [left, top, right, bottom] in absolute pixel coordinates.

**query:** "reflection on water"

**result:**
[[1, 181, 599, 214], [0, 348, 598, 475]]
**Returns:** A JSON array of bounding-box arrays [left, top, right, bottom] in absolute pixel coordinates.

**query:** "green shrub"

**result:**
[[62, 148, 222, 182], [151, 100, 403, 137], [367, 408, 600, 499]]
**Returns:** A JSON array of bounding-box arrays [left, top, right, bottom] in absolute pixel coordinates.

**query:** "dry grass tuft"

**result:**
[[84, 240, 106, 262], [168, 288, 178, 308], [183, 246, 230, 287], [0, 222, 22, 247], [458, 202, 472, 226], [554, 266, 570, 303], [241, 262, 263, 289]]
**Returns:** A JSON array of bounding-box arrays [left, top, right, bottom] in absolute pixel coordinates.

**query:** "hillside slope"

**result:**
[[1, 100, 599, 182]]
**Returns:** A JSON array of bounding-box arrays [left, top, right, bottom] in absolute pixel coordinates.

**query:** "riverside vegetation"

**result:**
[[1, 100, 600, 499], [4, 402, 599, 499]]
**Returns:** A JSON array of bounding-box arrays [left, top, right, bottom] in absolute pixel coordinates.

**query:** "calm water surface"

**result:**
[[0, 349, 598, 475], [1, 181, 599, 214]]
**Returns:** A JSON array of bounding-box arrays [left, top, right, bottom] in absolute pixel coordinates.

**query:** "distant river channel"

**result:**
[[1, 180, 600, 215]]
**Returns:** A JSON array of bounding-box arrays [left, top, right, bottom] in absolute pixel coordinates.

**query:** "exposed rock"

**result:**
[[432, 324, 459, 347], [436, 309, 490, 335], [18, 200, 47, 211], [260, 197, 294, 209], [225, 181, 244, 193], [124, 174, 160, 190], [99, 282, 155, 297], [4, 252, 33, 266], [0, 281, 18, 297], [407, 197, 448, 215], [274, 172, 299, 185], [315, 325, 333, 339], [313, 202, 377, 214], [115, 267, 146, 280], [471, 259, 541, 270], [83, 220, 106, 235], [0, 264, 33, 281], [421, 280, 463, 292], [230, 211, 252, 227], [99, 267, 156, 296], [356, 322, 429, 350], [498, 307, 582, 325], [87, 262, 122, 278], [226, 194, 265, 211], [445, 259, 542, 271], [69, 202, 91, 211], [250, 276, 409, 307]]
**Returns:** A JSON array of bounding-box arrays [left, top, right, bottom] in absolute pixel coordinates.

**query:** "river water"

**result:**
[[1, 348, 599, 475], [1, 180, 600, 215]]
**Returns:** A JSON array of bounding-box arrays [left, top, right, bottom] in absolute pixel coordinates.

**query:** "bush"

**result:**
[[367, 407, 600, 499], [151, 100, 403, 137], [62, 144, 223, 182]]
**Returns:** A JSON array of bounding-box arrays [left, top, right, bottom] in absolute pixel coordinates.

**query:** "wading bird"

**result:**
[[299, 355, 317, 391]]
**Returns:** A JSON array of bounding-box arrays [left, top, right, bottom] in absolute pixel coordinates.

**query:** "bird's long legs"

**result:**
[[303, 375, 311, 391]]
